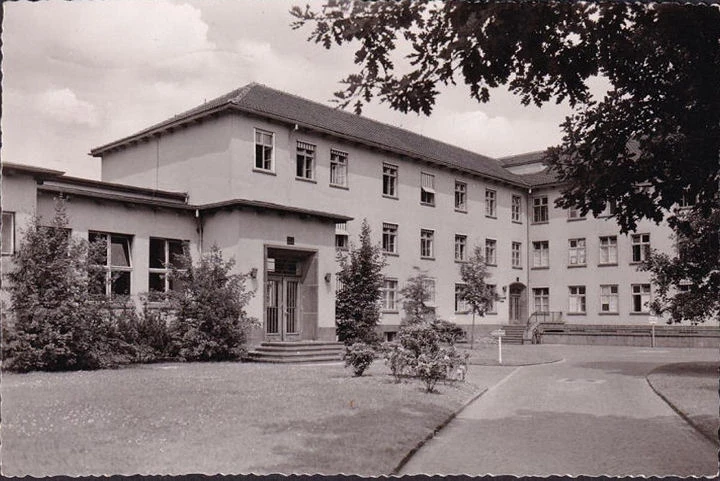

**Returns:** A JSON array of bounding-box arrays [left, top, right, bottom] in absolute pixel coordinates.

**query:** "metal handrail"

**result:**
[[525, 311, 564, 343]]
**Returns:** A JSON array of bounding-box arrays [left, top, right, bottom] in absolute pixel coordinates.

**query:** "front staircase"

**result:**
[[246, 341, 345, 363], [501, 325, 526, 344]]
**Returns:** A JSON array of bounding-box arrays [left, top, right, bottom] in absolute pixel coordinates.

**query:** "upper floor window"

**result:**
[[421, 172, 435, 206], [568, 207, 585, 220], [330, 149, 348, 187], [89, 232, 132, 298], [511, 241, 522, 268], [631, 284, 651, 313], [568, 238, 586, 266], [254, 129, 274, 171], [455, 181, 467, 211], [532, 241, 549, 268], [335, 222, 349, 250], [599, 236, 618, 264], [382, 278, 399, 311], [485, 238, 497, 265], [383, 163, 398, 197], [420, 229, 434, 259], [382, 223, 398, 254], [511, 195, 522, 222], [631, 234, 651, 263], [678, 190, 696, 209], [149, 238, 187, 294], [568, 286, 586, 313], [1, 212, 15, 255], [455, 234, 467, 262], [601, 200, 618, 217], [485, 189, 497, 217], [533, 196, 549, 223], [296, 141, 315, 180]]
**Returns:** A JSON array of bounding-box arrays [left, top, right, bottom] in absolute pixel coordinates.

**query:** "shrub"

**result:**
[[344, 342, 376, 376], [431, 319, 465, 344], [399, 269, 436, 324], [382, 341, 415, 383], [415, 346, 465, 393], [115, 297, 175, 363]]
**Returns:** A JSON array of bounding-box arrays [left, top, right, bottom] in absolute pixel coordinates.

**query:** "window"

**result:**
[[455, 234, 467, 261], [568, 286, 586, 313], [568, 238, 586, 266], [1, 212, 14, 255], [601, 200, 617, 217], [335, 222, 349, 250], [382, 279, 398, 311], [455, 284, 469, 312], [632, 284, 651, 313], [599, 236, 618, 264], [631, 234, 651, 262], [455, 181, 467, 211], [423, 278, 436, 305], [532, 241, 549, 268], [511, 241, 522, 268], [486, 284, 497, 313], [485, 239, 497, 265], [382, 223, 398, 254], [296, 141, 315, 180], [533, 288, 549, 313], [533, 196, 549, 223], [678, 190, 696, 208], [485, 189, 497, 217], [330, 149, 348, 187], [420, 229, 434, 258], [568, 207, 585, 220], [254, 129, 274, 171], [600, 285, 619, 313], [149, 238, 187, 294], [383, 163, 398, 197], [89, 232, 132, 298], [511, 195, 522, 222], [421, 172, 435, 205]]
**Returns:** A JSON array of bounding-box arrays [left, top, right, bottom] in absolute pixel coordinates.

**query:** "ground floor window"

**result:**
[[600, 284, 619, 313], [89, 232, 133, 297], [381, 278, 398, 311], [632, 284, 651, 313], [486, 284, 497, 313], [1, 211, 14, 255], [149, 238, 187, 294], [568, 286, 586, 313], [454, 283, 469, 313], [533, 287, 549, 313], [335, 222, 349, 250]]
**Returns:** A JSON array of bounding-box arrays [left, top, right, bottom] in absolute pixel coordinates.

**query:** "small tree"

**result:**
[[400, 268, 435, 324], [335, 219, 386, 345], [459, 246, 500, 349], [167, 245, 258, 361]]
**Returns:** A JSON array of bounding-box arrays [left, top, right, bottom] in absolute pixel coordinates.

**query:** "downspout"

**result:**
[[195, 208, 204, 256], [526, 188, 532, 324]]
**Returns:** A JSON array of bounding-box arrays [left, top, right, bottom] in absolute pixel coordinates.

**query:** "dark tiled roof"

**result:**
[[91, 83, 527, 186], [519, 167, 562, 187], [498, 150, 546, 167]]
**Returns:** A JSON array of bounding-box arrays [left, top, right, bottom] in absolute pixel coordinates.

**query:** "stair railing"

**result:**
[[524, 311, 564, 344]]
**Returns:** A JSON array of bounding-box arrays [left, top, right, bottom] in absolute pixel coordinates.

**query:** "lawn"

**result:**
[[458, 340, 564, 366], [647, 362, 719, 446], [2, 360, 485, 476]]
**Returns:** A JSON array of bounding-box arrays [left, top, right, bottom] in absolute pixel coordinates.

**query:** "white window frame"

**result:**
[[89, 232, 133, 298], [568, 238, 587, 266], [631, 284, 652, 313], [533, 196, 549, 223], [568, 207, 585, 220], [533, 287, 550, 313], [532, 241, 549, 268], [383, 163, 398, 197], [382, 223, 398, 254], [511, 195, 522, 222], [485, 238, 497, 266], [420, 229, 434, 259], [455, 181, 467, 211], [485, 189, 497, 217], [423, 278, 436, 306], [382, 278, 399, 311], [455, 234, 467, 262], [295, 141, 315, 180], [335, 222, 349, 251], [420, 172, 436, 206], [254, 128, 274, 172], [568, 285, 586, 314], [631, 233, 651, 263], [1, 211, 15, 255], [148, 237, 187, 294], [600, 284, 619, 313], [330, 149, 348, 187], [599, 236, 618, 264], [511, 241, 522, 268], [455, 283, 470, 313]]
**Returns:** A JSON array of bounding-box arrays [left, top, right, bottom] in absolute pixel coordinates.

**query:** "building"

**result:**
[[0, 83, 685, 345]]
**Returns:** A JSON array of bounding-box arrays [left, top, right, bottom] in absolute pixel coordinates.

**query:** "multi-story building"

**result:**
[[1, 83, 682, 345]]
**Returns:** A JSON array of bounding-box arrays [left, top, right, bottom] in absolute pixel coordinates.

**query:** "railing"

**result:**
[[525, 311, 564, 344]]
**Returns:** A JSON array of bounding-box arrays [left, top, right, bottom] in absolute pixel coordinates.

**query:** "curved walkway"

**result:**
[[399, 345, 718, 477]]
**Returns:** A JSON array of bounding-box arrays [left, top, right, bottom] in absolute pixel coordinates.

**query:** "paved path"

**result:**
[[400, 345, 718, 477]]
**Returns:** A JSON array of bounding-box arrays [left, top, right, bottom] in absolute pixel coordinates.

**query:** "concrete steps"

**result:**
[[501, 325, 526, 345], [246, 341, 345, 363]]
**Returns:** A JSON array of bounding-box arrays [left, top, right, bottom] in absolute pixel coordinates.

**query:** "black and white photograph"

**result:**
[[1, 1, 718, 477]]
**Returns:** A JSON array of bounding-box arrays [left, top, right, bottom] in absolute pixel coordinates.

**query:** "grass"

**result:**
[[457, 339, 564, 366], [2, 360, 483, 476], [647, 362, 719, 446]]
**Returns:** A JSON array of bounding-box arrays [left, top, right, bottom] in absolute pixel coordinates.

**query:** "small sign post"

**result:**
[[491, 329, 506, 364], [648, 316, 658, 348]]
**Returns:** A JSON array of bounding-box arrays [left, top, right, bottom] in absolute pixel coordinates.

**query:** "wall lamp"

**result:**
[[324, 273, 332, 283], [249, 267, 258, 279]]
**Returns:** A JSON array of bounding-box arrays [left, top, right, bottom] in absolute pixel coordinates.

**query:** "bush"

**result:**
[[115, 297, 175, 363], [431, 319, 466, 344], [415, 346, 465, 393], [344, 342, 376, 376], [381, 341, 415, 383]]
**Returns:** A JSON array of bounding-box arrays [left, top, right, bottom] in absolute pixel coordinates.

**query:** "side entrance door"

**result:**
[[265, 275, 300, 341]]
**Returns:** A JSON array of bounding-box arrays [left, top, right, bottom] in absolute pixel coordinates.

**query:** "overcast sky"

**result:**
[[2, 0, 606, 179]]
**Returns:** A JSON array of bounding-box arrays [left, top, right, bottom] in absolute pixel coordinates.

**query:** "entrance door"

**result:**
[[265, 276, 300, 341], [509, 293, 521, 322], [508, 283, 526, 324]]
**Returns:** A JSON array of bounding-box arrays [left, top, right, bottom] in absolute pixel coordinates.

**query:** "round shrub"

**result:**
[[344, 342, 376, 376]]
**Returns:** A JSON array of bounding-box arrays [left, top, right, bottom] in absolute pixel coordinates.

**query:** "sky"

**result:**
[[2, 0, 606, 180]]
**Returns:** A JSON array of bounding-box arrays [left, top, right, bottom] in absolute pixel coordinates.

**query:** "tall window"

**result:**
[[383, 163, 398, 197], [423, 278, 436, 305], [599, 236, 618, 264], [568, 286, 586, 313], [1, 212, 14, 255], [532, 241, 549, 267], [455, 181, 467, 211], [421, 172, 435, 205], [455, 234, 467, 261], [382, 223, 398, 254], [511, 241, 522, 268], [254, 129, 274, 171], [600, 285, 619, 313], [335, 222, 349, 250], [511, 195, 522, 222], [455, 284, 469, 312], [420, 229, 434, 258], [631, 234, 651, 262], [296, 141, 315, 179], [149, 238, 187, 294], [485, 238, 497, 265], [485, 189, 497, 217], [568, 238, 586, 266], [89, 232, 132, 297], [533, 196, 549, 223], [533, 287, 549, 313], [486, 284, 497, 313], [330, 149, 348, 187], [632, 284, 651, 313], [382, 279, 398, 311]]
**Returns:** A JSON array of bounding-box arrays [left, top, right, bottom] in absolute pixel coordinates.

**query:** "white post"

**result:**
[[498, 335, 502, 364], [651, 324, 656, 348]]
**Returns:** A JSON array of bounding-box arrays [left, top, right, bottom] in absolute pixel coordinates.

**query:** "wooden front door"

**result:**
[[509, 291, 521, 323], [265, 276, 300, 341]]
